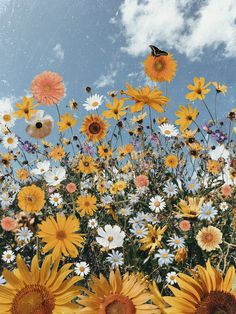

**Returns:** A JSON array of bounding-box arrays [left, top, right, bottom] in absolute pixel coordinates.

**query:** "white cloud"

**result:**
[[53, 43, 64, 61], [119, 0, 236, 60], [0, 96, 15, 113], [94, 62, 124, 88]]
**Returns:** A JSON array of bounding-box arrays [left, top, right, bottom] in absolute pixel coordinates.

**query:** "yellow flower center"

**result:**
[[162, 253, 168, 258], [155, 61, 163, 71], [137, 229, 142, 235], [7, 137, 14, 144], [108, 236, 114, 242], [11, 284, 55, 314], [44, 85, 51, 92], [203, 232, 214, 243], [154, 201, 161, 207], [91, 101, 99, 107], [164, 130, 171, 135], [79, 266, 85, 272], [101, 294, 135, 314], [3, 114, 11, 122], [56, 230, 67, 240]]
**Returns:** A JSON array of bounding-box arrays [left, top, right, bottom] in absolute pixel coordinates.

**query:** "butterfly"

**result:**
[[149, 45, 168, 57]]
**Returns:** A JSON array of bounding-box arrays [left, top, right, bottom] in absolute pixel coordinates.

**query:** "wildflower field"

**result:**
[[0, 52, 236, 313]]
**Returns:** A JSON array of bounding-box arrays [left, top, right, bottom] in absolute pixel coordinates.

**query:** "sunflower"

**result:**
[[102, 97, 128, 120], [165, 154, 178, 168], [150, 281, 169, 313], [17, 184, 45, 213], [78, 268, 158, 313], [76, 194, 97, 217], [188, 142, 203, 159], [140, 224, 167, 254], [124, 83, 169, 113], [165, 260, 236, 314], [196, 226, 222, 252], [98, 143, 113, 159], [58, 112, 78, 132], [48, 145, 65, 161], [186, 77, 211, 101], [0, 254, 81, 314], [175, 197, 204, 218], [144, 54, 177, 83], [15, 96, 38, 120], [81, 114, 108, 142], [38, 213, 84, 261], [175, 104, 199, 132], [77, 155, 97, 174]]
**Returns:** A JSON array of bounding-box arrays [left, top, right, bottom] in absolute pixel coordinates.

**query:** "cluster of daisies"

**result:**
[[0, 52, 236, 314]]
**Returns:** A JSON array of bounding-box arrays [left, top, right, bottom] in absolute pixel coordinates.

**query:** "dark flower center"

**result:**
[[195, 291, 236, 314], [89, 122, 101, 134], [35, 122, 43, 129]]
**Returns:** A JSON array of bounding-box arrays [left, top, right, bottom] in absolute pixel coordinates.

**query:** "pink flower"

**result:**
[[31, 71, 65, 105], [221, 184, 232, 197], [1, 217, 16, 231], [66, 182, 77, 193], [134, 175, 149, 188], [179, 220, 191, 231]]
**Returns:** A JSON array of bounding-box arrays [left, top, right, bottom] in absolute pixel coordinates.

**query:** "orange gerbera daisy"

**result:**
[[31, 71, 65, 105], [124, 83, 169, 113], [81, 115, 108, 142], [144, 54, 177, 83], [17, 184, 45, 213]]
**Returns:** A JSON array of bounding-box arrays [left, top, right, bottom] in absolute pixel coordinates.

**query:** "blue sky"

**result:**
[[0, 0, 235, 134]]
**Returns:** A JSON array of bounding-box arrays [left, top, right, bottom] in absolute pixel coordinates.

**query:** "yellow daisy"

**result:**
[[124, 83, 169, 113], [102, 97, 128, 120], [175, 197, 204, 218], [186, 77, 211, 101], [15, 96, 38, 120], [76, 194, 97, 216], [57, 112, 78, 132], [140, 224, 167, 254], [38, 213, 84, 261], [175, 104, 199, 132], [144, 54, 177, 83]]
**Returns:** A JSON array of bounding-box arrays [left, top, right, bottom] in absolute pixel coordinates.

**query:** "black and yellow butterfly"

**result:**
[[149, 45, 168, 57]]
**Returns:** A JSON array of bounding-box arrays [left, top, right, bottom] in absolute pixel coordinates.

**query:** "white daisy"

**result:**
[[96, 225, 125, 250], [186, 178, 200, 193], [128, 193, 139, 205], [31, 160, 50, 175], [49, 193, 63, 206], [159, 123, 179, 137], [118, 207, 133, 216], [16, 226, 33, 243], [219, 201, 229, 211], [106, 250, 124, 268], [130, 224, 148, 238], [83, 94, 103, 111], [168, 235, 185, 249], [149, 195, 166, 213], [2, 133, 19, 149], [166, 271, 177, 285], [2, 250, 15, 263], [74, 262, 90, 277], [88, 218, 98, 229], [155, 249, 174, 266], [0, 275, 6, 285], [0, 110, 16, 128], [44, 167, 66, 186], [199, 202, 217, 221], [163, 181, 178, 197]]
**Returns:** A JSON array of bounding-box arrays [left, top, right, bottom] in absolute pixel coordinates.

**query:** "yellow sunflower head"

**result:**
[[78, 268, 158, 313], [0, 254, 81, 314], [81, 114, 109, 142], [165, 260, 236, 314]]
